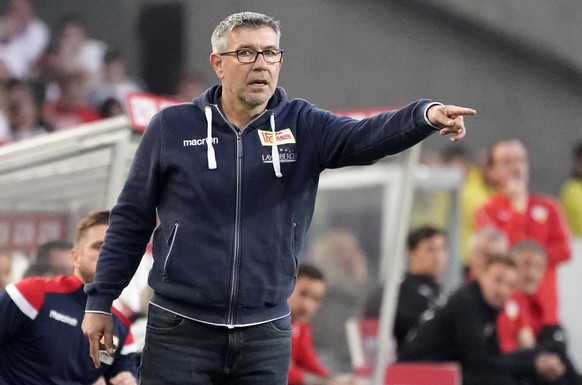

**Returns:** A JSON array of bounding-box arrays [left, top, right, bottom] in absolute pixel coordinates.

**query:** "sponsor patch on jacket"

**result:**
[[503, 299, 519, 320], [257, 129, 296, 146], [530, 205, 549, 223], [49, 309, 78, 327]]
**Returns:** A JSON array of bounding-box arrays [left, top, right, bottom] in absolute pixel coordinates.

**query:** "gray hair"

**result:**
[[469, 226, 508, 251], [211, 12, 281, 53], [510, 239, 547, 261]]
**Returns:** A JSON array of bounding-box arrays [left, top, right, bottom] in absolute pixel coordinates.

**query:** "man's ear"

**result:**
[[209, 53, 224, 79], [70, 249, 79, 267]]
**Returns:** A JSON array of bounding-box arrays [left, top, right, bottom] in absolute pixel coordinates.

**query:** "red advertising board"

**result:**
[[125, 92, 181, 132]]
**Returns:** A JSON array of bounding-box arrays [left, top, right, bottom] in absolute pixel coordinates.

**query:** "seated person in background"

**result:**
[[22, 261, 70, 278], [559, 140, 582, 236], [289, 263, 361, 385], [43, 70, 102, 131], [399, 253, 567, 385], [498, 240, 582, 384], [364, 225, 448, 352], [465, 226, 509, 282], [0, 211, 138, 384], [35, 239, 74, 274], [310, 230, 369, 373]]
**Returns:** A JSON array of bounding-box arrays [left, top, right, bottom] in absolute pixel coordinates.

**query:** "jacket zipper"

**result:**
[[213, 105, 267, 328]]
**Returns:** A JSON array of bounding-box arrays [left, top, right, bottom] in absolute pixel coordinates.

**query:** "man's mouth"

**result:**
[[249, 79, 268, 86]]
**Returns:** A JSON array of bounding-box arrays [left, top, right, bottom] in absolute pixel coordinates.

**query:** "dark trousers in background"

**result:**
[[139, 304, 292, 385]]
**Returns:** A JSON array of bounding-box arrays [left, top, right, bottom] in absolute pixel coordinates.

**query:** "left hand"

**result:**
[[427, 104, 477, 142]]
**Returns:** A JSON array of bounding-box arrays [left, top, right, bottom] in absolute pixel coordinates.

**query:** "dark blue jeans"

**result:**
[[139, 304, 292, 385]]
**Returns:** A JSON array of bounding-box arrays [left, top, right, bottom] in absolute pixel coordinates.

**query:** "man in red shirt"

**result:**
[[497, 240, 546, 353], [288, 263, 362, 385], [474, 139, 571, 326]]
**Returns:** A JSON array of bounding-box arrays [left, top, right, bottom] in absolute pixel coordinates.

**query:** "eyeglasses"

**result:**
[[219, 49, 284, 64]]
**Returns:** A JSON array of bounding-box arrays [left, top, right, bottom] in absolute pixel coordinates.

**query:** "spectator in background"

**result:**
[[54, 15, 106, 83], [497, 240, 549, 353], [32, 40, 62, 103], [560, 140, 582, 236], [43, 70, 102, 130], [0, 0, 49, 79], [171, 70, 207, 101], [466, 226, 509, 282], [99, 97, 124, 118], [0, 211, 138, 384], [399, 253, 567, 385], [364, 225, 448, 353], [474, 139, 571, 331], [497, 240, 582, 385], [6, 85, 51, 142], [87, 48, 141, 111], [35, 239, 74, 274], [289, 263, 362, 385], [22, 261, 69, 278], [0, 249, 11, 292], [311, 230, 369, 372]]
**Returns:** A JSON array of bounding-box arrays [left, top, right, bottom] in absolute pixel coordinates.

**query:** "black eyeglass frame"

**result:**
[[218, 49, 284, 64]]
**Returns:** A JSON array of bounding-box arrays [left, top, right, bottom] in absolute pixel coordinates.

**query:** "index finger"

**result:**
[[88, 333, 103, 368], [446, 106, 477, 117]]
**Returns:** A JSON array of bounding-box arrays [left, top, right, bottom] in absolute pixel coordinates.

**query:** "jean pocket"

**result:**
[[146, 304, 184, 331], [264, 315, 292, 336]]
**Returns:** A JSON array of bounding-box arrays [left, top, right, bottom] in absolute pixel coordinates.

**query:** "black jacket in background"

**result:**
[[398, 281, 536, 385], [364, 273, 442, 352]]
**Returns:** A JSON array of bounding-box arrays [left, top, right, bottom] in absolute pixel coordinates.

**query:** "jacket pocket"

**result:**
[[291, 221, 299, 275], [162, 222, 179, 280]]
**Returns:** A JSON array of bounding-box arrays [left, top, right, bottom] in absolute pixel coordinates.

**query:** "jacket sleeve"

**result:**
[[302, 99, 436, 170], [289, 325, 329, 384], [0, 289, 32, 346], [85, 112, 164, 313], [287, 364, 305, 385]]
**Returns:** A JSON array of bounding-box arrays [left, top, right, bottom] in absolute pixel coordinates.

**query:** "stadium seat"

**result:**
[[385, 362, 461, 385]]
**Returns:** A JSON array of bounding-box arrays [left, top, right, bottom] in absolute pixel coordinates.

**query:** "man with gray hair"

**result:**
[[82, 11, 476, 384], [466, 226, 509, 281]]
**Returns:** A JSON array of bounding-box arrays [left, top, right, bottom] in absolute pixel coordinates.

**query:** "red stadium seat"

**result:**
[[385, 362, 461, 385]]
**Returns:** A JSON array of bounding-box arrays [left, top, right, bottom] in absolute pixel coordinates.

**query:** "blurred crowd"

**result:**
[[0, 0, 206, 146], [285, 138, 582, 384]]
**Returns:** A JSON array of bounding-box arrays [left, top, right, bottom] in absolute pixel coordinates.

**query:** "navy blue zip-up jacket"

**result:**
[[85, 85, 438, 327]]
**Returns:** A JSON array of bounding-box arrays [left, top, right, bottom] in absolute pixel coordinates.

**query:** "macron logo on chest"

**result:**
[[49, 309, 78, 327], [183, 137, 218, 146]]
